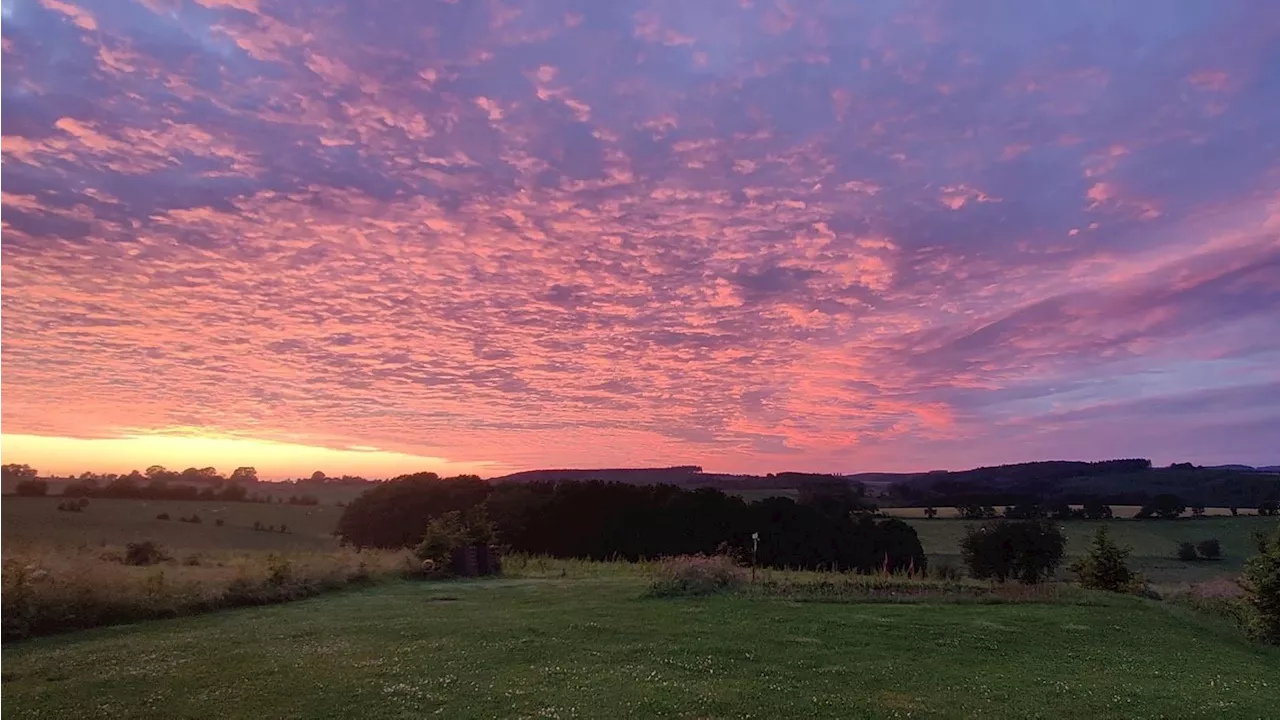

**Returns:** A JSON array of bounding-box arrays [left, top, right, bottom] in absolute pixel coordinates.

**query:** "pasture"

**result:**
[[2, 497, 341, 551], [4, 565, 1279, 719], [901, 515, 1279, 586]]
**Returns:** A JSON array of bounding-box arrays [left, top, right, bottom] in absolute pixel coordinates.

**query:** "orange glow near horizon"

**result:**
[[0, 432, 501, 480]]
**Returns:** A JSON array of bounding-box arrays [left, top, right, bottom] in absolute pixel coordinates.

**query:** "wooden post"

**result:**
[[751, 532, 759, 584]]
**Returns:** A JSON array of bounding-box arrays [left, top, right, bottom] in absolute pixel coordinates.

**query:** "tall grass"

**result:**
[[2, 544, 418, 640]]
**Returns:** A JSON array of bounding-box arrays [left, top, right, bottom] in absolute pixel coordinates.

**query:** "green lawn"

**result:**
[[4, 576, 1278, 719], [907, 517, 1279, 585]]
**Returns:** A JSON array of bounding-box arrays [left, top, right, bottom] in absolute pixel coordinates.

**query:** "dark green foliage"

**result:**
[[960, 520, 1067, 584], [14, 479, 49, 497], [956, 504, 997, 520], [1081, 500, 1113, 520], [1070, 526, 1136, 592], [1197, 538, 1222, 560], [1136, 494, 1186, 520], [335, 473, 489, 549], [123, 541, 167, 566], [1003, 502, 1047, 520], [1176, 542, 1198, 561], [1241, 525, 1280, 643], [416, 510, 495, 565], [339, 477, 927, 573]]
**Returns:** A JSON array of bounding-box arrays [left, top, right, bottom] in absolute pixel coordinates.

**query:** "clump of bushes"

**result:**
[[124, 541, 168, 566], [648, 555, 746, 597], [1070, 526, 1138, 593], [56, 498, 89, 512], [1176, 538, 1222, 561], [960, 519, 1066, 584], [415, 510, 500, 577]]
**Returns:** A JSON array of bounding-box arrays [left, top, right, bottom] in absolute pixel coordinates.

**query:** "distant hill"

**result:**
[[489, 459, 1280, 508]]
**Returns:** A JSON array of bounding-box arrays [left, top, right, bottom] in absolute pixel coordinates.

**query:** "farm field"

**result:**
[[5, 497, 1275, 586], [2, 497, 341, 551], [902, 516, 1279, 586], [4, 569, 1279, 719]]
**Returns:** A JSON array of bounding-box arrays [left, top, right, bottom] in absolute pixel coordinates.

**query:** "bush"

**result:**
[[415, 509, 496, 574], [156, 512, 170, 521], [648, 555, 746, 597], [14, 479, 49, 497], [1197, 538, 1222, 560], [123, 541, 167, 567], [1135, 494, 1186, 520], [1177, 542, 1199, 561], [1081, 500, 1113, 520], [923, 507, 937, 519], [1070, 526, 1137, 592], [1240, 526, 1280, 643], [215, 518, 225, 527], [961, 519, 1066, 584]]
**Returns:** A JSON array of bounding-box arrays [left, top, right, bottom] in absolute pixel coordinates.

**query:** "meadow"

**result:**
[[2, 497, 341, 551], [4, 560, 1279, 719]]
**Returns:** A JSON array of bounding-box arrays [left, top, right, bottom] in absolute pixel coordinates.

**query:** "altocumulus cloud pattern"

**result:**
[[2, 0, 1279, 472]]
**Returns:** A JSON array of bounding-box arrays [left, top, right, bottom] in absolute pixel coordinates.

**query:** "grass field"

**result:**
[[903, 516, 1279, 586], [4, 567, 1278, 719], [2, 497, 341, 551], [6, 497, 1274, 587]]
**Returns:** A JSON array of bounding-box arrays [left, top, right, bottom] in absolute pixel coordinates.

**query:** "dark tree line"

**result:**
[[337, 475, 927, 573]]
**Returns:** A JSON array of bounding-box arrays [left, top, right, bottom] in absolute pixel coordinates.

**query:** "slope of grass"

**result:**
[[4, 574, 1277, 719], [2, 497, 341, 551]]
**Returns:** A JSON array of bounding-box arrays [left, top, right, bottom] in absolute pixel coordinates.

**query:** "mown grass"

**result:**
[[3, 570, 1278, 719]]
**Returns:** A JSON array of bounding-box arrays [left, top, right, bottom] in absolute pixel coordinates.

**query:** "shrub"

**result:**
[[1070, 526, 1137, 592], [961, 519, 1066, 584], [156, 512, 171, 521], [1081, 500, 1113, 520], [649, 555, 746, 597], [1240, 525, 1280, 644], [1197, 538, 1222, 560], [14, 479, 49, 497], [215, 518, 225, 527], [923, 506, 938, 519], [415, 509, 496, 574], [1135, 494, 1186, 520], [1176, 542, 1198, 561], [123, 541, 167, 567]]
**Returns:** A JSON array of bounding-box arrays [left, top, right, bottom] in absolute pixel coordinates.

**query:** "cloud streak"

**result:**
[[3, 0, 1278, 474]]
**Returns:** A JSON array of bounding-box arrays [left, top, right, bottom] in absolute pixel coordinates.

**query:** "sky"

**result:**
[[2, 0, 1279, 479]]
